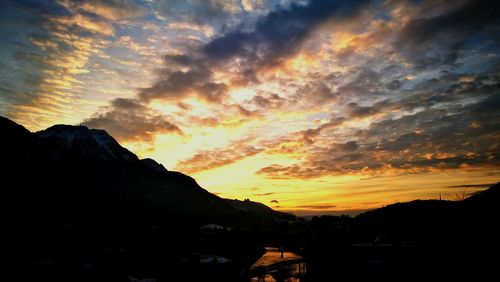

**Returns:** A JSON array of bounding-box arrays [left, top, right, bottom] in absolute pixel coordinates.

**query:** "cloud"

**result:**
[[75, 0, 500, 181], [139, 55, 228, 103], [235, 104, 261, 118], [294, 81, 336, 108], [5, 0, 500, 191], [73, 0, 375, 143], [54, 14, 115, 36], [302, 117, 345, 144], [254, 192, 275, 196], [336, 68, 386, 99], [396, 0, 500, 69], [175, 138, 264, 174], [330, 141, 359, 152], [203, 0, 372, 69], [166, 21, 215, 37], [188, 116, 220, 127], [83, 98, 182, 142], [0, 0, 120, 129], [345, 103, 379, 119], [258, 78, 500, 179], [81, 0, 147, 21], [296, 204, 337, 210], [379, 132, 429, 152], [270, 199, 279, 203], [250, 93, 285, 109], [154, 0, 241, 25]]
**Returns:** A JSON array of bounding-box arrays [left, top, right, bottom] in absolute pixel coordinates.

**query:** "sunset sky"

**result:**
[[1, 0, 499, 215]]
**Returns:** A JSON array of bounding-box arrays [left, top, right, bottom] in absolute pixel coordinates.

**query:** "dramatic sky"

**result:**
[[1, 0, 499, 215]]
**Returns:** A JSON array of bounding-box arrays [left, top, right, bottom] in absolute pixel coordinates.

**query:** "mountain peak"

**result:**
[[35, 124, 138, 162]]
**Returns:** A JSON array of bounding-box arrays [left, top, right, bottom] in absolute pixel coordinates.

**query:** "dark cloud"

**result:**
[[231, 68, 260, 86], [235, 104, 261, 118], [254, 192, 275, 196], [0, 0, 69, 109], [251, 93, 285, 109], [296, 81, 336, 106], [110, 97, 143, 109], [302, 117, 346, 144], [330, 141, 359, 152], [9, 0, 70, 16], [203, 0, 372, 68], [338, 70, 500, 122], [143, 0, 374, 105], [396, 0, 500, 69], [379, 132, 429, 152], [83, 98, 182, 142], [139, 56, 228, 103], [297, 204, 337, 210], [385, 79, 402, 91], [75, 0, 378, 141], [336, 69, 386, 98], [345, 102, 379, 118]]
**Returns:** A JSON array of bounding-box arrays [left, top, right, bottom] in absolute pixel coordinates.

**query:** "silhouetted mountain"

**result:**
[[0, 115, 30, 137], [356, 182, 499, 223], [306, 184, 500, 281], [36, 124, 138, 162], [141, 158, 167, 172], [463, 182, 500, 207], [353, 183, 500, 243], [2, 116, 297, 281], [0, 116, 32, 172], [1, 116, 291, 226]]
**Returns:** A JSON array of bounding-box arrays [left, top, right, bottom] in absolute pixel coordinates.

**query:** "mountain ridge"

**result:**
[[0, 116, 293, 226]]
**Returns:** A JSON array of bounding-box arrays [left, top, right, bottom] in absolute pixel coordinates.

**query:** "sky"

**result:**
[[1, 0, 499, 215]]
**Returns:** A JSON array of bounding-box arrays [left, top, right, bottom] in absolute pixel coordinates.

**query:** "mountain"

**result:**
[[463, 182, 500, 207], [0, 116, 291, 226], [306, 184, 500, 281], [1, 116, 297, 281], [36, 124, 138, 162], [353, 182, 500, 244]]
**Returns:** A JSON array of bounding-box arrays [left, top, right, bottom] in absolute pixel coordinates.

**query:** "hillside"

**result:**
[[0, 116, 292, 225], [305, 183, 500, 280]]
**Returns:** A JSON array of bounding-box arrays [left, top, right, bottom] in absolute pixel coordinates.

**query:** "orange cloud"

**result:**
[[81, 0, 147, 21]]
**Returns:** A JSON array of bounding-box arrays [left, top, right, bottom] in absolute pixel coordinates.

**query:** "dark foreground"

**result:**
[[8, 183, 499, 282]]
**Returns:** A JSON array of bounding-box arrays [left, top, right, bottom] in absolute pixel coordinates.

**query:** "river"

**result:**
[[250, 247, 306, 282]]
